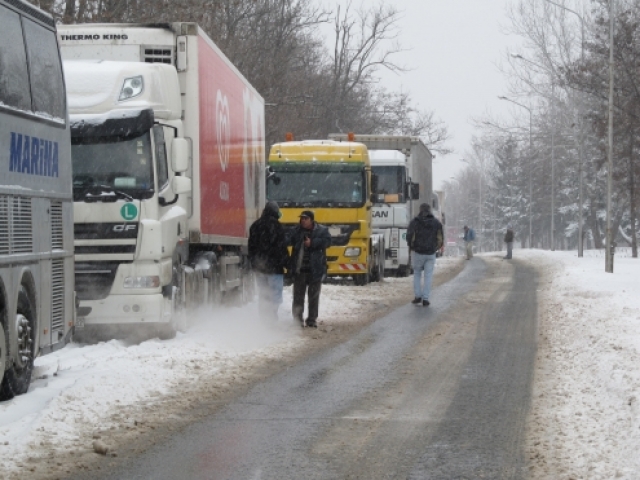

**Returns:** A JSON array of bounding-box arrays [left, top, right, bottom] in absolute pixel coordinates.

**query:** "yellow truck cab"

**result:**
[[267, 137, 384, 285]]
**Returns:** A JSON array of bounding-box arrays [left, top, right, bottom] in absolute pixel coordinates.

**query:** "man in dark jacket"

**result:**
[[287, 210, 331, 328], [248, 201, 290, 321], [503, 223, 514, 260], [407, 203, 443, 306]]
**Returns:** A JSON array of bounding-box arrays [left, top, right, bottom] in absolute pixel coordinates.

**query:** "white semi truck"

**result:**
[[329, 135, 433, 276], [58, 23, 265, 337]]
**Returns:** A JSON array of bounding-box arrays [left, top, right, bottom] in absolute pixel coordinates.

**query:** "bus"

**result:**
[[0, 0, 75, 399]]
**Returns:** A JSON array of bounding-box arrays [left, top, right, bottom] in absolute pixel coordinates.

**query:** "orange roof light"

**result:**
[[347, 132, 355, 142], [285, 132, 294, 142]]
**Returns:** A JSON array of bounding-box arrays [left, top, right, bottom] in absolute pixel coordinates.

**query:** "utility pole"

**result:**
[[551, 83, 555, 251], [606, 0, 615, 273], [545, 0, 586, 258]]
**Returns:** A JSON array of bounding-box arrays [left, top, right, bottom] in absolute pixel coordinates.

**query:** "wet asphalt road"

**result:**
[[81, 256, 538, 480]]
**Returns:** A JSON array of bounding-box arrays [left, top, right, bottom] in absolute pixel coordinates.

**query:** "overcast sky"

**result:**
[[322, 0, 521, 189]]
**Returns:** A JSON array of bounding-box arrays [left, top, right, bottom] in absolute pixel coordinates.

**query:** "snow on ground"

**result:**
[[1, 251, 639, 479], [0, 257, 459, 478], [521, 249, 640, 480]]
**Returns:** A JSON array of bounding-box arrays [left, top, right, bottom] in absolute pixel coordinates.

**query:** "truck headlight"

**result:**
[[344, 247, 361, 257], [124, 276, 160, 289], [119, 76, 144, 101]]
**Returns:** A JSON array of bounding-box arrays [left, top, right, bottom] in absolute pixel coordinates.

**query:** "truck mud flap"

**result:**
[[219, 255, 241, 291]]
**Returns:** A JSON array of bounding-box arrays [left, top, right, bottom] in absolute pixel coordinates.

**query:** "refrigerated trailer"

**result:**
[[58, 23, 265, 337], [0, 0, 75, 399]]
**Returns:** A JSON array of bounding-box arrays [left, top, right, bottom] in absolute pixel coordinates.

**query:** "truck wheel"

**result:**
[[372, 257, 384, 282], [352, 272, 369, 286], [0, 319, 6, 394], [0, 288, 35, 400]]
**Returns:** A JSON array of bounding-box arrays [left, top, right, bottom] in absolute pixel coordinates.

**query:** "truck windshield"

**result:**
[[72, 132, 154, 201], [372, 166, 405, 197], [268, 170, 365, 207]]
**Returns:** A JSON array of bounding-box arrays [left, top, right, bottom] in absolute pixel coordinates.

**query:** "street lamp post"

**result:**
[[543, 0, 586, 256], [498, 96, 533, 248], [606, 0, 615, 273], [460, 158, 483, 251], [551, 84, 556, 251]]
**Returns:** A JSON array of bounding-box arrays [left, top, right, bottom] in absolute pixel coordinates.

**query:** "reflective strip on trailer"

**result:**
[[338, 264, 366, 271]]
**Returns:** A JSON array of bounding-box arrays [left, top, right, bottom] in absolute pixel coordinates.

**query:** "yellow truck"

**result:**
[[267, 136, 384, 285]]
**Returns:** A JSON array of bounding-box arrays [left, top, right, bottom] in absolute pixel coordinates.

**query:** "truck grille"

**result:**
[[51, 259, 65, 331], [75, 262, 120, 300], [282, 223, 360, 247], [74, 222, 138, 258], [0, 196, 33, 254]]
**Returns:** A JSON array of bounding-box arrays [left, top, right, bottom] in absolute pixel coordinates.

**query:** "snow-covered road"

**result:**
[[1, 251, 639, 479]]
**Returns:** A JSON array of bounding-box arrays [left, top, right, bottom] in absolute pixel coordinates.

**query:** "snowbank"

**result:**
[[521, 249, 640, 479]]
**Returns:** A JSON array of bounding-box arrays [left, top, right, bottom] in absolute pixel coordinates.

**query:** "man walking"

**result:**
[[463, 225, 476, 260], [287, 210, 331, 328], [503, 223, 514, 260], [248, 201, 290, 321], [407, 203, 443, 307]]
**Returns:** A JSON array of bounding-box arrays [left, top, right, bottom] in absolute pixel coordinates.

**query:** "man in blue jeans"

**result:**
[[248, 201, 290, 321], [407, 203, 444, 306]]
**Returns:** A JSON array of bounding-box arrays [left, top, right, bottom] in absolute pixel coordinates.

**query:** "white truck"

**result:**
[[329, 135, 433, 276], [58, 23, 265, 338]]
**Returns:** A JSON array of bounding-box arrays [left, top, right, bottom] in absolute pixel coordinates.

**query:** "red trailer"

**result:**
[[59, 23, 265, 336]]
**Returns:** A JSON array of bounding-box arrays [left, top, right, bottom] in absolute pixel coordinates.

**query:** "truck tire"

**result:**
[[165, 262, 187, 337], [396, 265, 409, 277], [352, 271, 369, 286], [0, 288, 35, 400], [0, 318, 6, 394], [371, 256, 384, 282]]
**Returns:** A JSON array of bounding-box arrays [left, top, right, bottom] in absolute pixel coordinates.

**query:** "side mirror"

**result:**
[[172, 175, 192, 195], [411, 182, 420, 200], [266, 166, 281, 185], [171, 138, 189, 173], [370, 173, 378, 194]]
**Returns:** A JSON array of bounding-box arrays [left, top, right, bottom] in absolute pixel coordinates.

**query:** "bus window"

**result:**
[[23, 17, 66, 121], [0, 5, 31, 111]]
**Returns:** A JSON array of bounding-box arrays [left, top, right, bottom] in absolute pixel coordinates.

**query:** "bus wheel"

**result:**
[[0, 288, 35, 400], [0, 319, 6, 394]]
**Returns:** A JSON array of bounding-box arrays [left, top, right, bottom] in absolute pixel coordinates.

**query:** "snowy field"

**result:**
[[1, 251, 639, 479]]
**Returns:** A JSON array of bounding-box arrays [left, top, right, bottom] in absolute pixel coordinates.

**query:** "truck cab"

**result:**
[[267, 139, 384, 285], [64, 60, 191, 335], [369, 150, 414, 275]]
